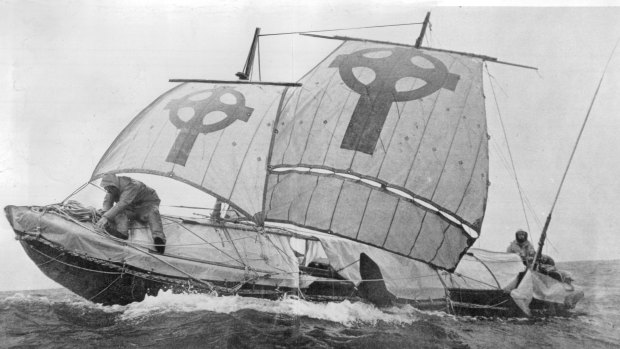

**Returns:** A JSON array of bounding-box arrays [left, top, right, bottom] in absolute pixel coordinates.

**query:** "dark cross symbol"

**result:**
[[330, 47, 460, 154], [165, 86, 253, 166]]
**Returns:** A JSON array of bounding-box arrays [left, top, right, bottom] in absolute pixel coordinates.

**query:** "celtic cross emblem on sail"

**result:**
[[330, 47, 460, 154], [165, 86, 254, 166]]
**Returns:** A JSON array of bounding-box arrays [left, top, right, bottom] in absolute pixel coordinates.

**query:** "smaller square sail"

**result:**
[[92, 82, 289, 219]]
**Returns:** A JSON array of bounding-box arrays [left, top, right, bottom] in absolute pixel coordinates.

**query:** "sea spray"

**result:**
[[118, 290, 420, 326], [1, 261, 619, 349]]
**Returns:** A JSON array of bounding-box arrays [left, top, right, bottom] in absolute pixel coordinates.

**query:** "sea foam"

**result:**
[[117, 290, 421, 326]]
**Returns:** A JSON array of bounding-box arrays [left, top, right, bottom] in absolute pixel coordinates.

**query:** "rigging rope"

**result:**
[[260, 22, 424, 37], [30, 202, 281, 294], [547, 39, 619, 214], [485, 64, 532, 234], [532, 38, 619, 270]]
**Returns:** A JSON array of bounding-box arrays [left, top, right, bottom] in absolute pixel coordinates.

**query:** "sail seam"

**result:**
[[321, 89, 355, 166], [265, 218, 459, 272], [262, 87, 291, 220], [347, 63, 380, 168], [92, 83, 187, 180], [228, 90, 281, 205], [431, 132, 485, 260], [140, 110, 174, 169], [353, 184, 373, 240], [454, 109, 486, 225], [198, 123, 228, 191], [266, 174, 281, 213], [278, 47, 333, 165], [407, 57, 467, 253], [428, 225, 453, 266], [408, 211, 429, 256], [347, 42, 401, 169], [303, 176, 322, 226], [427, 64, 481, 265], [376, 79, 425, 249], [373, 75, 420, 199], [298, 71, 340, 162], [327, 179, 346, 233], [269, 166, 477, 234], [295, 41, 348, 83], [428, 61, 484, 264], [401, 56, 459, 192], [381, 198, 401, 248], [428, 59, 475, 202], [279, 86, 306, 164]]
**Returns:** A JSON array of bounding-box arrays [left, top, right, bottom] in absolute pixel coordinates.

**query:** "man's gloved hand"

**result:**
[[96, 216, 109, 229]]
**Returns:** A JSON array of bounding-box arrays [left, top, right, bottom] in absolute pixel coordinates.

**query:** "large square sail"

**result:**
[[266, 40, 488, 271]]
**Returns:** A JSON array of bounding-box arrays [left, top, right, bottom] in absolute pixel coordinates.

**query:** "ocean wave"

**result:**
[[117, 290, 421, 326]]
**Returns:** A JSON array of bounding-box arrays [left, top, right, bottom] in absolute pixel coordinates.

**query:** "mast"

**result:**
[[414, 12, 430, 48], [236, 27, 261, 80]]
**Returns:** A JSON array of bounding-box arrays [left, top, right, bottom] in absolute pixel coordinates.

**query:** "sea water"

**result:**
[[1, 260, 618, 349]]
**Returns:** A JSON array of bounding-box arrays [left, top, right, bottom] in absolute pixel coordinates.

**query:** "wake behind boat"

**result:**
[[4, 13, 585, 317]]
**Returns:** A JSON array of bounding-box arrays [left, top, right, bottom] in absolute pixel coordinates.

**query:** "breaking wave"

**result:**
[[118, 290, 420, 326]]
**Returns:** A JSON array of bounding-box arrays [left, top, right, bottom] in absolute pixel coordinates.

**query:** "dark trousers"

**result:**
[[112, 204, 165, 242]]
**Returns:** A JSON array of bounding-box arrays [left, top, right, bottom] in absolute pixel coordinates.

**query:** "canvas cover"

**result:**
[[448, 248, 526, 290], [12, 207, 300, 288], [303, 233, 526, 301], [510, 270, 585, 316], [266, 40, 488, 270], [303, 232, 447, 300]]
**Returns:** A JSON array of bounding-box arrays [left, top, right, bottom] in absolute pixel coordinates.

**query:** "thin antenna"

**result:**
[[415, 12, 431, 48], [236, 27, 261, 80], [532, 39, 620, 270]]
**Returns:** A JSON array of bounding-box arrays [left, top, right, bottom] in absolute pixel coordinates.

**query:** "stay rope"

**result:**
[[532, 38, 620, 270], [548, 39, 619, 215], [260, 22, 424, 37], [485, 64, 532, 234]]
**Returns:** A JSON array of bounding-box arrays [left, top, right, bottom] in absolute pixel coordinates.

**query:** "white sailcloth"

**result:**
[[266, 41, 488, 270], [92, 82, 289, 219]]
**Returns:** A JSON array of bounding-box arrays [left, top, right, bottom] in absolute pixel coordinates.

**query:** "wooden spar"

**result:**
[[263, 227, 320, 241], [532, 213, 552, 270], [419, 46, 538, 71], [175, 216, 320, 241], [169, 79, 301, 87], [531, 39, 619, 270], [415, 12, 431, 48], [236, 27, 261, 80], [301, 33, 538, 70]]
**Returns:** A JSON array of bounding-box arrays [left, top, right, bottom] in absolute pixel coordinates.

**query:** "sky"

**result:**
[[1, 1, 620, 291]]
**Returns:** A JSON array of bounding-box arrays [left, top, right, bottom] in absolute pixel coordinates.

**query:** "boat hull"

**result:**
[[447, 288, 577, 317], [20, 237, 162, 305], [17, 236, 305, 305], [5, 204, 582, 316]]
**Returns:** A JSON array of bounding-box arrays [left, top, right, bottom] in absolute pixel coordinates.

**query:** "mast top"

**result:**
[[415, 12, 431, 48]]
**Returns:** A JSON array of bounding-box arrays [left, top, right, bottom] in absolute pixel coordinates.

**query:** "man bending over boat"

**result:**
[[95, 173, 166, 254]]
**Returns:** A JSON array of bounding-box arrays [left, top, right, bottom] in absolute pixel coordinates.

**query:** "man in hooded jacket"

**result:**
[[95, 173, 166, 254], [507, 229, 555, 267], [507, 229, 536, 264]]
